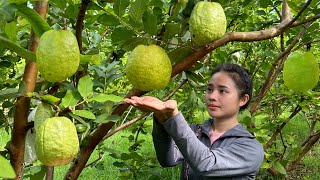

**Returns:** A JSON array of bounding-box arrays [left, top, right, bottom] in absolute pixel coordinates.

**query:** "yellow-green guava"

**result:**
[[35, 117, 79, 166], [125, 45, 172, 91], [36, 30, 80, 82], [283, 51, 319, 92], [189, 1, 226, 46]]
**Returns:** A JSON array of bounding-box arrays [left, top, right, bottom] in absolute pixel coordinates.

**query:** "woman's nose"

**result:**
[[208, 90, 218, 101]]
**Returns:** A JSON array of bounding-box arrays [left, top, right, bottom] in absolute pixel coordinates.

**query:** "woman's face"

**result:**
[[204, 71, 248, 120]]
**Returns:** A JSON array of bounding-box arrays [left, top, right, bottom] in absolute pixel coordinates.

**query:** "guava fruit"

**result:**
[[283, 51, 319, 92], [35, 117, 79, 166], [36, 30, 80, 82], [189, 1, 226, 46], [125, 45, 172, 91]]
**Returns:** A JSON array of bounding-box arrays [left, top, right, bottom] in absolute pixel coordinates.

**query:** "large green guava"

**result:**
[[189, 1, 226, 46], [36, 30, 80, 82], [125, 45, 172, 91], [283, 51, 319, 92], [35, 117, 79, 166]]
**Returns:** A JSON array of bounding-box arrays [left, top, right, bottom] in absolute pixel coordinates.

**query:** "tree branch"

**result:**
[[75, 0, 91, 53], [263, 105, 302, 150], [282, 0, 291, 22], [286, 131, 320, 171]]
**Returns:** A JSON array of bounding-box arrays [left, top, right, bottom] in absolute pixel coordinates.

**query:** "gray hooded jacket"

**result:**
[[152, 112, 264, 179]]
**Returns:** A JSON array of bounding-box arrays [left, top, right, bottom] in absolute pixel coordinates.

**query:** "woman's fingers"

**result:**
[[164, 100, 177, 110]]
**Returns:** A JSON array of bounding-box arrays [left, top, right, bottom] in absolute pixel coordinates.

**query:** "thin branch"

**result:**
[[291, 14, 320, 27], [301, 130, 320, 147], [264, 105, 302, 150], [280, 131, 287, 161], [84, 156, 102, 168], [282, 0, 313, 30], [286, 131, 320, 171], [103, 113, 150, 140], [45, 166, 54, 180], [75, 0, 91, 53]]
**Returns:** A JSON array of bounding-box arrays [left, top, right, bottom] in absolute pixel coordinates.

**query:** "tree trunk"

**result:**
[[8, 2, 48, 179]]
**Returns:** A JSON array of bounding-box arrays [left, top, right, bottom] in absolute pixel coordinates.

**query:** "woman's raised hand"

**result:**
[[124, 96, 179, 123]]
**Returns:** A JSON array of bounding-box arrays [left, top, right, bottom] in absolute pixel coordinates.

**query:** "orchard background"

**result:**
[[0, 0, 319, 179]]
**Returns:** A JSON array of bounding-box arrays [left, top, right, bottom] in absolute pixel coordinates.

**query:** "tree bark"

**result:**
[[8, 2, 48, 180]]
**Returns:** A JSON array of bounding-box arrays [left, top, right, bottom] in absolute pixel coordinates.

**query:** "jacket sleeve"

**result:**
[[152, 116, 184, 167], [161, 112, 264, 177]]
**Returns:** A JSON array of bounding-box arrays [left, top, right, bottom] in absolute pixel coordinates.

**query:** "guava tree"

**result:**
[[0, 0, 319, 179]]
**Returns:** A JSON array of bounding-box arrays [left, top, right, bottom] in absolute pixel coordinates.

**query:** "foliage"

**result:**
[[0, 0, 319, 179]]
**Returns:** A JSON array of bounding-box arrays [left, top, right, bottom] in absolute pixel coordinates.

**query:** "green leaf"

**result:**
[[142, 10, 157, 36], [0, 155, 16, 179], [0, 0, 15, 21], [87, 94, 123, 103], [60, 90, 81, 108], [113, 0, 129, 17], [255, 10, 266, 16], [13, 3, 51, 37], [80, 54, 102, 65], [168, 46, 193, 64], [122, 37, 146, 51], [164, 23, 180, 39], [111, 27, 134, 45], [65, 4, 80, 18], [28, 165, 46, 180], [260, 161, 272, 169], [129, 0, 148, 23], [149, 0, 163, 7], [258, 0, 272, 8], [5, 21, 17, 41], [41, 94, 60, 104], [0, 35, 36, 60], [113, 161, 126, 167], [78, 75, 93, 98], [34, 103, 54, 132], [273, 162, 286, 174], [72, 110, 96, 120], [9, 0, 28, 4], [0, 88, 18, 100], [95, 114, 121, 123], [97, 13, 120, 26], [50, 0, 67, 9]]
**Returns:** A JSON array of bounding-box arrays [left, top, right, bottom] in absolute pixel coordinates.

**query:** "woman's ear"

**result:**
[[239, 94, 249, 107]]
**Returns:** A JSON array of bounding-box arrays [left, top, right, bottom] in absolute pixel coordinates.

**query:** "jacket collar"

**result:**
[[199, 119, 255, 138]]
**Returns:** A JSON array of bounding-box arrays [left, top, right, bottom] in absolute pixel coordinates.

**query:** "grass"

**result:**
[[0, 113, 319, 179]]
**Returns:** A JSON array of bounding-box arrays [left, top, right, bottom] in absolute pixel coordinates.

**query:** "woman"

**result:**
[[124, 63, 264, 179]]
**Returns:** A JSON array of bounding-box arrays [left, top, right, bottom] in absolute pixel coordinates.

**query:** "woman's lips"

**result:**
[[208, 105, 219, 110]]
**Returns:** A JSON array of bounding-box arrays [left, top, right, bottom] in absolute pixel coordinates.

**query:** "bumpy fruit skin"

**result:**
[[35, 117, 79, 166], [126, 45, 172, 91], [36, 30, 80, 82], [189, 1, 226, 46], [283, 51, 319, 92]]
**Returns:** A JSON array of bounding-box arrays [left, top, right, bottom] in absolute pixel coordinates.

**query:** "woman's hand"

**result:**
[[124, 96, 179, 123]]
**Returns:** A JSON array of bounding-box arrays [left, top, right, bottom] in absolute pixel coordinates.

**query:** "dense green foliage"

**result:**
[[0, 0, 319, 179]]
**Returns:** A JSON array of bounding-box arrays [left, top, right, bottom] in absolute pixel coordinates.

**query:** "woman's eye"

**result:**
[[206, 87, 213, 92], [220, 89, 228, 93]]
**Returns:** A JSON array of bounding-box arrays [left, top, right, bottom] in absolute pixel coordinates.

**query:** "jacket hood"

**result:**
[[199, 119, 255, 139]]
